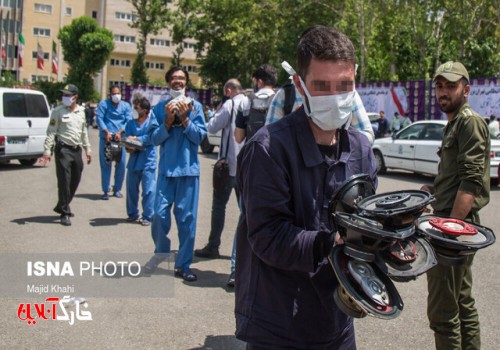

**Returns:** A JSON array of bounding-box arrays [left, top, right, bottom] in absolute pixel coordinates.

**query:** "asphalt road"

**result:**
[[0, 127, 498, 350]]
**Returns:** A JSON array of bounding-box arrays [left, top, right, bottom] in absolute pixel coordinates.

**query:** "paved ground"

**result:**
[[0, 127, 499, 349]]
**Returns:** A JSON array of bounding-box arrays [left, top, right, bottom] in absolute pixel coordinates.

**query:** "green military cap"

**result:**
[[433, 61, 469, 83]]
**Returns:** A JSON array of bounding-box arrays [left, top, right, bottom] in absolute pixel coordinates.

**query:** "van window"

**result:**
[[3, 93, 49, 118]]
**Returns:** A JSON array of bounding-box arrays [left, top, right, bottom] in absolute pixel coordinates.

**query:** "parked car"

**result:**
[[0, 88, 51, 166], [372, 120, 500, 181], [199, 111, 221, 154]]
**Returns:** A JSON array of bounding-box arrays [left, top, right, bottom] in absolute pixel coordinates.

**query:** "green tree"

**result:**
[[128, 0, 171, 85], [58, 16, 114, 101]]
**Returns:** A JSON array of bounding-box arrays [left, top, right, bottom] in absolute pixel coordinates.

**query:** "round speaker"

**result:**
[[329, 246, 404, 320], [333, 213, 415, 261], [374, 235, 437, 282], [356, 190, 434, 229], [328, 174, 375, 228]]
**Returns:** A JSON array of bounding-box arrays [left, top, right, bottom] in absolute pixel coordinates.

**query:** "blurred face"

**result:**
[[295, 59, 355, 98], [110, 87, 121, 97], [434, 76, 469, 114], [168, 70, 187, 91]]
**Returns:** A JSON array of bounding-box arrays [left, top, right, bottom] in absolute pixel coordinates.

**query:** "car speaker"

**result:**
[[374, 235, 437, 282], [329, 246, 403, 320], [417, 216, 496, 265], [356, 190, 434, 229]]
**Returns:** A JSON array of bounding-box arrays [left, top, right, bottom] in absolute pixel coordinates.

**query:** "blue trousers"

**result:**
[[126, 168, 156, 221], [99, 138, 126, 193], [151, 175, 199, 270]]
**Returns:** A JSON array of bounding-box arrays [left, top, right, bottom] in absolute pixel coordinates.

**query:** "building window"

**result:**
[[114, 35, 135, 43], [34, 3, 52, 14], [183, 42, 195, 50], [109, 81, 126, 89], [92, 11, 97, 19], [33, 27, 50, 37], [110, 58, 131, 67], [145, 61, 165, 70], [115, 12, 136, 21], [31, 75, 49, 82], [182, 65, 199, 73], [150, 38, 170, 47], [31, 51, 49, 59], [65, 7, 72, 16]]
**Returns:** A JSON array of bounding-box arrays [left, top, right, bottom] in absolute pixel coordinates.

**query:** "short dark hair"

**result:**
[[133, 96, 151, 111], [165, 66, 190, 85], [252, 64, 277, 87], [296, 25, 356, 79], [109, 85, 121, 94]]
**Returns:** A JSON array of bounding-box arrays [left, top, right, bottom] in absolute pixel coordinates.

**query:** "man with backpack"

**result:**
[[234, 64, 277, 143]]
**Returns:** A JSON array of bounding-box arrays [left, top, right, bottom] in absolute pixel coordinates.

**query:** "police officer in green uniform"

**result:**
[[421, 62, 489, 350], [40, 84, 92, 226]]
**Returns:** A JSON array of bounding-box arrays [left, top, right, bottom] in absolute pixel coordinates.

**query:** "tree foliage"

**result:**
[[171, 0, 499, 90], [58, 16, 114, 101], [128, 0, 171, 85]]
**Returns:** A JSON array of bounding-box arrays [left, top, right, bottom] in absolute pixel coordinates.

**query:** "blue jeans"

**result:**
[[207, 176, 237, 249]]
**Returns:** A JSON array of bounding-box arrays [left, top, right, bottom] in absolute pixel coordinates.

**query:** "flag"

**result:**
[[37, 43, 44, 70], [51, 41, 58, 75], [18, 33, 24, 68]]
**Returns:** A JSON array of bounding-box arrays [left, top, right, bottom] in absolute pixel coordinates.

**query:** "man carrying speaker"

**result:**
[[421, 61, 490, 350], [234, 25, 377, 349]]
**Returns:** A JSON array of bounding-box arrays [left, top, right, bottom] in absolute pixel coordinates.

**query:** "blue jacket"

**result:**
[[96, 99, 132, 137], [124, 113, 157, 172], [149, 98, 207, 177], [235, 106, 377, 348]]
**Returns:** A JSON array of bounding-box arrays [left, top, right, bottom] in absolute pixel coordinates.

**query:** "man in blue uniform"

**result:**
[[146, 66, 207, 282], [235, 26, 377, 349], [124, 96, 157, 226], [96, 85, 132, 200]]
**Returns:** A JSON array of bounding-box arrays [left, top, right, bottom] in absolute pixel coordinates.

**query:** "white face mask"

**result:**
[[298, 76, 354, 131], [62, 96, 74, 107], [170, 88, 185, 99], [111, 94, 121, 104], [132, 109, 139, 120]]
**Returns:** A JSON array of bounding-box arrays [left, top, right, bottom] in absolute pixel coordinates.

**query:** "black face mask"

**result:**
[[222, 95, 230, 103]]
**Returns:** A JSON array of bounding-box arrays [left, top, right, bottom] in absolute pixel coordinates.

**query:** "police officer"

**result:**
[[40, 84, 92, 226]]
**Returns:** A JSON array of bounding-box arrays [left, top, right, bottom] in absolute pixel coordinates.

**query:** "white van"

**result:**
[[0, 88, 51, 166]]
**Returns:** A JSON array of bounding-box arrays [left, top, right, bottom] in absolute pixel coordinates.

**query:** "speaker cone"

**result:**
[[356, 190, 434, 229]]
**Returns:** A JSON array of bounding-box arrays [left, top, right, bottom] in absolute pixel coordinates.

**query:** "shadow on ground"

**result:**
[[75, 193, 108, 201], [89, 217, 128, 227], [11, 215, 60, 225], [189, 335, 245, 350]]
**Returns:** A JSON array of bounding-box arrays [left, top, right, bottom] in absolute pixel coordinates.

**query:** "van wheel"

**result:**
[[19, 158, 38, 166], [374, 151, 386, 174], [200, 136, 214, 154]]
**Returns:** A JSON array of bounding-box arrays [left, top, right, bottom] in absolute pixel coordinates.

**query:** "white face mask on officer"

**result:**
[[298, 76, 354, 131], [62, 96, 75, 107], [111, 94, 121, 104]]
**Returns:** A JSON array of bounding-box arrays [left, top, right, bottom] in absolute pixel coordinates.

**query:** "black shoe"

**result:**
[[60, 215, 71, 226], [174, 268, 197, 282], [54, 207, 74, 217], [194, 245, 220, 259], [227, 271, 235, 288]]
